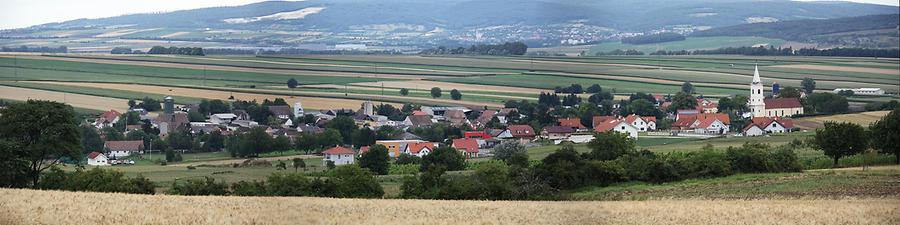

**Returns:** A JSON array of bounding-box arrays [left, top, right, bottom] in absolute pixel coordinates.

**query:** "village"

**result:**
[[84, 66, 812, 167]]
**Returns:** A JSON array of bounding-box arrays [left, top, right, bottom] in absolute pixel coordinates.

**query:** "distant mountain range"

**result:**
[[2, 0, 897, 51]]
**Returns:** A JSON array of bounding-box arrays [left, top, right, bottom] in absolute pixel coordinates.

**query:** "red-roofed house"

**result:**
[[507, 125, 536, 142], [452, 138, 480, 159], [464, 131, 492, 139], [673, 113, 731, 134], [322, 146, 355, 166], [762, 98, 804, 118], [743, 117, 794, 136], [87, 152, 109, 166], [594, 119, 639, 139], [403, 142, 436, 157], [104, 140, 144, 158], [94, 110, 121, 128], [624, 114, 657, 132], [558, 118, 587, 131], [592, 116, 616, 128]]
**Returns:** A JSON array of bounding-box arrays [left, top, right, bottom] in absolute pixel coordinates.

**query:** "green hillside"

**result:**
[[588, 37, 786, 55]]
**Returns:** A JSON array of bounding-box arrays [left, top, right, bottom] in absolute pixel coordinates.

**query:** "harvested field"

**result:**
[[1, 188, 897, 225], [164, 55, 485, 76], [769, 64, 900, 76], [0, 85, 129, 112], [30, 81, 502, 109], [795, 110, 891, 130], [28, 82, 389, 110], [353, 80, 548, 94], [304, 84, 534, 100]]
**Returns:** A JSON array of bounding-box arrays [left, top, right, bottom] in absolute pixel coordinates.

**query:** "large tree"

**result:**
[[587, 131, 635, 161], [287, 78, 299, 89], [801, 77, 816, 94], [813, 122, 868, 167], [450, 89, 462, 100], [326, 116, 358, 144], [870, 109, 900, 164], [421, 146, 465, 172], [681, 82, 694, 94], [0, 100, 81, 186], [80, 125, 104, 154], [358, 144, 390, 175], [492, 141, 528, 166], [430, 87, 442, 98], [668, 92, 698, 112], [779, 86, 802, 98]]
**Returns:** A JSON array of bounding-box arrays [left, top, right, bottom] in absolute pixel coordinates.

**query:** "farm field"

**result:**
[[0, 53, 897, 111], [794, 110, 892, 130], [588, 37, 788, 55], [2, 188, 897, 225], [0, 85, 130, 112]]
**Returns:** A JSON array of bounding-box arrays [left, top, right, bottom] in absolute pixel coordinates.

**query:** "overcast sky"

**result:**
[[0, 0, 897, 30]]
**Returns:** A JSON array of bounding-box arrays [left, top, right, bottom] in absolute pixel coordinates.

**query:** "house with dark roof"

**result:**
[[403, 115, 433, 128], [104, 140, 145, 158], [558, 118, 587, 131], [541, 126, 575, 140], [452, 138, 480, 159], [322, 146, 355, 166], [507, 125, 536, 142], [474, 110, 498, 128], [267, 105, 293, 120]]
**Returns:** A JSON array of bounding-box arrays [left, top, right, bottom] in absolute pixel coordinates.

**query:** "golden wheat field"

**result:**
[[1, 188, 898, 225]]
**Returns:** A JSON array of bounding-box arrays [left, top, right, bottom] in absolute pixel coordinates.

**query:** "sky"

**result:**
[[0, 0, 897, 30]]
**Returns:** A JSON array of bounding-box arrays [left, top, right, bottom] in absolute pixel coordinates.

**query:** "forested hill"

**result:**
[[693, 14, 900, 48]]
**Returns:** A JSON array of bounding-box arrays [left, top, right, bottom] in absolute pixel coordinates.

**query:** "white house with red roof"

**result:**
[[322, 146, 355, 166], [94, 110, 121, 128], [86, 152, 109, 166], [402, 142, 436, 157], [593, 119, 638, 139], [452, 138, 480, 159], [743, 117, 794, 136], [623, 114, 657, 132], [673, 113, 731, 134]]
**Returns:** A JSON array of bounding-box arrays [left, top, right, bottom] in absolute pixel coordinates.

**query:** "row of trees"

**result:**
[[147, 46, 205, 56], [420, 42, 528, 56], [400, 132, 804, 200], [1, 45, 67, 53], [652, 46, 900, 58], [813, 109, 900, 165]]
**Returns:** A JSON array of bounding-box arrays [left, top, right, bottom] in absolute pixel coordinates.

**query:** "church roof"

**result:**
[[764, 98, 802, 109], [752, 65, 761, 84]]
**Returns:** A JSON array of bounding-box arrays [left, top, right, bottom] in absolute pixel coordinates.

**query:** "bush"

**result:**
[[169, 177, 228, 196], [676, 149, 733, 179], [231, 180, 267, 196], [395, 153, 422, 165], [421, 146, 466, 172], [330, 165, 384, 198], [583, 160, 625, 186], [472, 161, 513, 200], [38, 167, 155, 194], [359, 144, 390, 175], [536, 144, 587, 189], [492, 142, 529, 167], [614, 151, 680, 184], [266, 172, 312, 196], [725, 143, 771, 173], [389, 163, 420, 175]]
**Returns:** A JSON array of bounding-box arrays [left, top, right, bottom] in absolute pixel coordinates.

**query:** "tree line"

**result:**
[[1, 45, 67, 53], [651, 46, 900, 58], [420, 42, 528, 56]]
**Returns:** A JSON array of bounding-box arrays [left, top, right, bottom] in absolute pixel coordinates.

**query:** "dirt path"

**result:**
[[0, 85, 129, 112], [770, 64, 900, 75]]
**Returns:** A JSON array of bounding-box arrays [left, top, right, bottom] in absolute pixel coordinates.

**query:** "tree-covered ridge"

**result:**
[[693, 14, 900, 48], [622, 33, 685, 45], [420, 42, 528, 56]]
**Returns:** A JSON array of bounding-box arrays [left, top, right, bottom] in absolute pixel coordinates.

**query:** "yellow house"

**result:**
[[375, 140, 424, 158]]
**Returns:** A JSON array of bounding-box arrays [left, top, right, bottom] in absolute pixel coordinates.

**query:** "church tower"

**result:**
[[749, 65, 766, 117]]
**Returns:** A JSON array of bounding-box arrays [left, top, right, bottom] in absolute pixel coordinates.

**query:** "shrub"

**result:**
[[230, 180, 267, 196], [492, 142, 529, 167], [39, 167, 155, 194], [330, 165, 384, 198], [725, 143, 771, 173], [389, 164, 420, 175], [678, 150, 733, 179], [359, 144, 390, 175], [473, 161, 513, 200], [395, 153, 422, 165], [584, 160, 625, 186], [536, 144, 587, 189], [169, 177, 228, 196], [266, 172, 311, 196], [615, 151, 680, 184], [421, 146, 466, 172], [587, 132, 635, 161]]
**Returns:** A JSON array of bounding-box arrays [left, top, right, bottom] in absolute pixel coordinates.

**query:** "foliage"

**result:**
[[287, 78, 299, 89], [536, 144, 587, 189], [0, 139, 28, 188], [450, 89, 462, 100], [587, 132, 635, 161], [199, 99, 231, 115], [389, 163, 420, 175], [395, 153, 422, 165], [399, 88, 409, 96], [330, 164, 384, 198], [681, 82, 694, 94], [812, 122, 868, 167], [805, 93, 849, 114], [38, 167, 155, 194], [326, 116, 357, 144], [421, 42, 527, 55], [801, 78, 816, 94], [228, 127, 274, 158], [292, 158, 306, 172], [492, 142, 529, 167], [169, 177, 228, 196], [80, 125, 104, 154], [421, 146, 466, 172], [668, 92, 698, 112], [352, 127, 376, 147], [148, 46, 204, 56], [869, 109, 900, 164], [0, 100, 81, 187], [359, 144, 390, 175], [779, 86, 802, 98], [430, 87, 442, 98]]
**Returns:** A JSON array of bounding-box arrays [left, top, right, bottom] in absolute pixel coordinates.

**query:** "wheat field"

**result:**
[[1, 188, 898, 225]]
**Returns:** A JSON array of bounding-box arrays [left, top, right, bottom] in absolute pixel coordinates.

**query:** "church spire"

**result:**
[[752, 65, 761, 84]]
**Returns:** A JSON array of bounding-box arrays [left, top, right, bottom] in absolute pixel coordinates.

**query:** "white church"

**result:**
[[748, 66, 804, 118]]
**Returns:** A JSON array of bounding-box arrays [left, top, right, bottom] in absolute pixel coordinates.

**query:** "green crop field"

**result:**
[[588, 37, 788, 55]]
